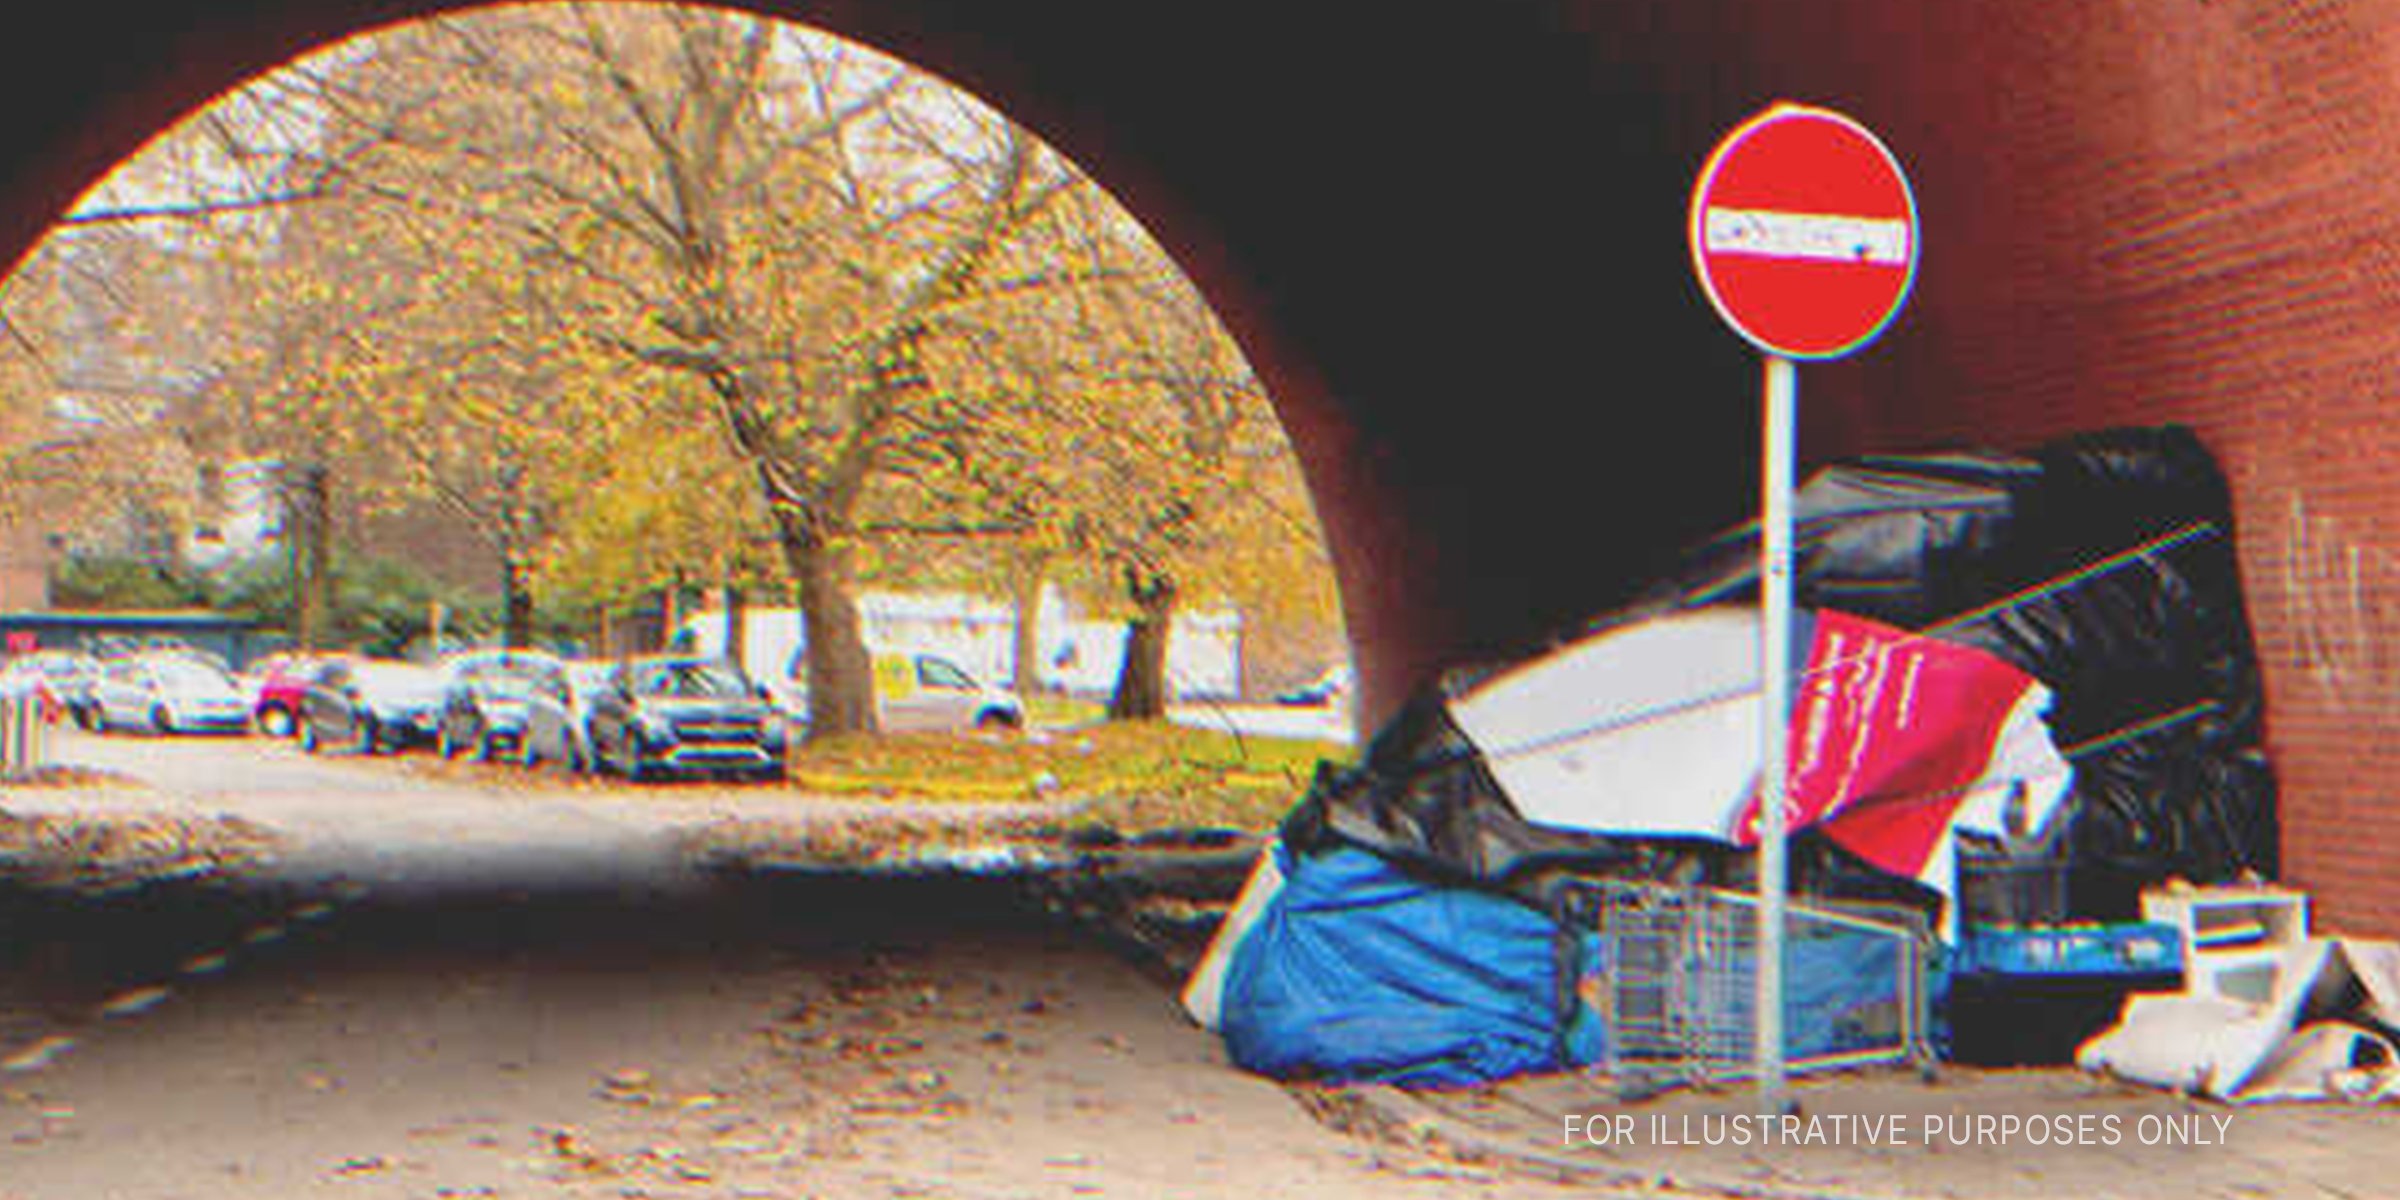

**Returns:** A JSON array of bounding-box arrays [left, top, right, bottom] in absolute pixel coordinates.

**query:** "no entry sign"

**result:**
[[1689, 104, 1916, 360], [1686, 102, 1919, 1117]]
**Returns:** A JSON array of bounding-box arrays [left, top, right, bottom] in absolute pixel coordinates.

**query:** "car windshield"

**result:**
[[630, 661, 751, 699], [917, 656, 977, 689], [566, 663, 614, 696]]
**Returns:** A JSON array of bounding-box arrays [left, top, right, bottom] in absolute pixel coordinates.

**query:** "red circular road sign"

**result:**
[[1689, 104, 1917, 360]]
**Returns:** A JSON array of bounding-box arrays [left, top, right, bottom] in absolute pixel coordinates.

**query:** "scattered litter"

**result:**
[[2079, 934, 2400, 1103]]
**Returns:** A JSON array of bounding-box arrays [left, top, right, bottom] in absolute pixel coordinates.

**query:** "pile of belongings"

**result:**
[[2080, 936, 2400, 1103], [1185, 425, 2278, 1089]]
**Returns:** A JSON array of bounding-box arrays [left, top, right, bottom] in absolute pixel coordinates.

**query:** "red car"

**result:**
[[249, 653, 349, 737]]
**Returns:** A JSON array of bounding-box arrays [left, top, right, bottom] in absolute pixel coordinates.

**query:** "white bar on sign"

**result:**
[[1704, 207, 1910, 265]]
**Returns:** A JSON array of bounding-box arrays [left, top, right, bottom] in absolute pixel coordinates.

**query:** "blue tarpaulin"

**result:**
[[1213, 844, 1918, 1088], [1218, 844, 1589, 1089]]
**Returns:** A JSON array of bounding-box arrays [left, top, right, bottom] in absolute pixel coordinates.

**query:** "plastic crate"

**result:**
[[1953, 922, 2184, 978]]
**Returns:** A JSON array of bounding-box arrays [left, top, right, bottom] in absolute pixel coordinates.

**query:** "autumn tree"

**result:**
[[914, 177, 1331, 719], [288, 6, 1098, 736], [12, 2, 1345, 723]]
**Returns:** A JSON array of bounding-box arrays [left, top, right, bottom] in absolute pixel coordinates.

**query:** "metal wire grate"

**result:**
[[1568, 878, 1933, 1100]]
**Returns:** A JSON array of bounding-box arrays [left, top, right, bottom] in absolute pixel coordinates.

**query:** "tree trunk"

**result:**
[[1108, 569, 1176, 721], [1010, 560, 1046, 697], [723, 582, 747, 676], [502, 558, 534, 650], [293, 463, 331, 652], [660, 567, 685, 652], [785, 524, 877, 739]]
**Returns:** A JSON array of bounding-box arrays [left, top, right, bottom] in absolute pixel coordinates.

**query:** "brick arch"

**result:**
[[10, 2, 2400, 933]]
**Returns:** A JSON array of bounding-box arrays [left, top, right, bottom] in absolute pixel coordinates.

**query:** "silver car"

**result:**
[[89, 654, 253, 735]]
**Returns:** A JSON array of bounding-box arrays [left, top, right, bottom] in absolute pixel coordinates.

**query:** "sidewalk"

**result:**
[[1341, 1063, 2397, 1200]]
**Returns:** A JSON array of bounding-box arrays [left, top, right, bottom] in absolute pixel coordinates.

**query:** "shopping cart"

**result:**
[[1563, 878, 1935, 1100]]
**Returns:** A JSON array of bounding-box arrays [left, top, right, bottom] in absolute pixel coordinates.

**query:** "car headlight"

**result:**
[[635, 711, 673, 742]]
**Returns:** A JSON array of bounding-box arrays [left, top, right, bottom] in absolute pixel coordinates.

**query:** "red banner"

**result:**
[[1733, 610, 2039, 878]]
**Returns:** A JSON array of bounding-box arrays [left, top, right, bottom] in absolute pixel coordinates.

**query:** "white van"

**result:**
[[774, 648, 1025, 734], [674, 608, 1023, 732]]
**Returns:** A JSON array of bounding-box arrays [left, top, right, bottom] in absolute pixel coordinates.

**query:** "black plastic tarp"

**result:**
[[1284, 425, 2274, 924]]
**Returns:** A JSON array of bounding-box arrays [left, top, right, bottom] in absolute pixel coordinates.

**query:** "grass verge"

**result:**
[[788, 718, 1344, 834]]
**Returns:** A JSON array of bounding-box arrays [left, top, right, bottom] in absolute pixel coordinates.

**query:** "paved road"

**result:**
[[0, 725, 1615, 1200], [10, 729, 1064, 898], [0, 877, 1591, 1200]]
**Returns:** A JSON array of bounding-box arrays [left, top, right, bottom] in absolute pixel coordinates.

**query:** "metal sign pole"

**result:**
[[1757, 352, 1796, 1115], [1691, 103, 1913, 1117]]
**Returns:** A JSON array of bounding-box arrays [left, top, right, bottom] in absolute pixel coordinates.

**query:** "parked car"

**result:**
[[886, 651, 1024, 732], [297, 659, 445, 754], [247, 652, 350, 737], [89, 636, 231, 673], [434, 649, 565, 762], [88, 653, 253, 735], [517, 659, 616, 772], [778, 649, 1026, 734], [0, 650, 100, 727], [586, 655, 787, 782]]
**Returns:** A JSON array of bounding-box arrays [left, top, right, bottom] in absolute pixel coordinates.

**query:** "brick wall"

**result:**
[[1793, 2, 2400, 937]]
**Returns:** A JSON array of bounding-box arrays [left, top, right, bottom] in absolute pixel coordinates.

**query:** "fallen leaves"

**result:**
[[602, 1067, 654, 1094], [544, 1126, 617, 1175], [782, 721, 1332, 825], [0, 1036, 75, 1074], [95, 985, 174, 1018], [0, 811, 281, 894], [0, 765, 139, 790]]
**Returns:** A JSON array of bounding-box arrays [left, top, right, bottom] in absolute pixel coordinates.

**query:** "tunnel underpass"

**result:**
[[22, 1, 2370, 932], [7, 4, 2397, 930]]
